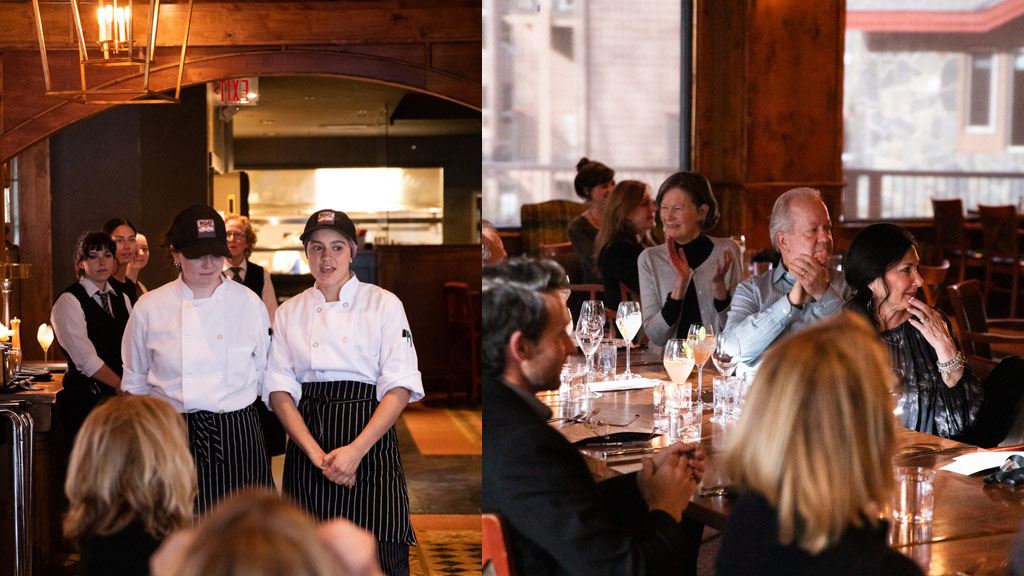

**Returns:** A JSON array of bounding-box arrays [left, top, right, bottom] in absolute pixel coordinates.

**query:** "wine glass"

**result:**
[[711, 331, 739, 377], [663, 338, 695, 387], [615, 301, 642, 380], [575, 312, 604, 399], [37, 323, 54, 366], [558, 275, 572, 303], [687, 324, 716, 407], [580, 300, 606, 327]]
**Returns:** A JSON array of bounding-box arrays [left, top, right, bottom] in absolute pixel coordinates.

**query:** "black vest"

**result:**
[[108, 276, 140, 305], [241, 260, 265, 298], [56, 282, 130, 386]]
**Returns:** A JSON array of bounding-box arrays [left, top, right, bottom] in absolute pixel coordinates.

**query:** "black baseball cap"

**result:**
[[167, 205, 231, 259], [299, 209, 357, 244]]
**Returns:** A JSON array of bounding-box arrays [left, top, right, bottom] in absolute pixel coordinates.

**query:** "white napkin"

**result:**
[[587, 378, 658, 393], [939, 451, 1024, 475]]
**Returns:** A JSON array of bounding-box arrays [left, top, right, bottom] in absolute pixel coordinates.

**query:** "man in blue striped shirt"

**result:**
[[723, 188, 850, 369]]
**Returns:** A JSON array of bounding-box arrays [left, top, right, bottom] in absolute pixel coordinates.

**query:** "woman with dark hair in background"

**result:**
[[51, 231, 133, 443], [103, 217, 142, 304], [844, 223, 985, 439], [567, 157, 615, 282], [593, 180, 657, 311], [638, 171, 742, 354], [126, 232, 150, 293]]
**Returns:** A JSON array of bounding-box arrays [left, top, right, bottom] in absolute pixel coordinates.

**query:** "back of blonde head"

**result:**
[[64, 395, 194, 543], [172, 489, 342, 576], [723, 312, 896, 554]]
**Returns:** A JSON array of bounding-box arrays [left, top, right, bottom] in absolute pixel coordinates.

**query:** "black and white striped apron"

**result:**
[[184, 401, 274, 516], [283, 381, 416, 576]]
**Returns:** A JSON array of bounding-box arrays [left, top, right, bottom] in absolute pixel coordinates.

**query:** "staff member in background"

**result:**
[[126, 232, 150, 293], [122, 205, 273, 515], [52, 231, 133, 444], [223, 215, 278, 321], [265, 209, 422, 576], [103, 217, 142, 305], [223, 214, 285, 459]]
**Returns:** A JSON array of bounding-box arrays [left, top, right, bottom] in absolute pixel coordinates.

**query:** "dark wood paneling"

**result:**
[[375, 244, 480, 394], [17, 139, 52, 361]]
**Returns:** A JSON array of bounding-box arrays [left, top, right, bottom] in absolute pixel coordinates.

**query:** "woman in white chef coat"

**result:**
[[265, 209, 423, 576], [121, 205, 273, 515]]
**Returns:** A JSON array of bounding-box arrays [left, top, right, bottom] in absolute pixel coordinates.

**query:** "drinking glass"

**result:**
[[663, 338, 695, 392], [575, 312, 604, 398], [580, 300, 606, 332], [615, 300, 642, 379], [559, 275, 572, 303], [37, 323, 54, 365], [711, 331, 738, 377], [687, 324, 716, 406]]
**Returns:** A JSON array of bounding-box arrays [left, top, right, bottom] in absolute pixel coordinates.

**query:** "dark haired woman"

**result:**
[[593, 180, 657, 311], [265, 209, 423, 576], [103, 217, 142, 305], [844, 223, 984, 439], [638, 171, 742, 353], [121, 205, 273, 514], [567, 157, 615, 282], [51, 231, 133, 443]]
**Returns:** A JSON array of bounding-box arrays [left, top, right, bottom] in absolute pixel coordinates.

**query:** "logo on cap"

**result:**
[[317, 211, 336, 226], [196, 219, 216, 238]]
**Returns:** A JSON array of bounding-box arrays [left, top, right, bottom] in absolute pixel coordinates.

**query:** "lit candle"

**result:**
[[116, 7, 126, 44], [10, 317, 20, 351], [105, 5, 114, 45], [97, 6, 107, 41]]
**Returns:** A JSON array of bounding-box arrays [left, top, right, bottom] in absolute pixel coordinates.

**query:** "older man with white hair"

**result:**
[[722, 188, 850, 367]]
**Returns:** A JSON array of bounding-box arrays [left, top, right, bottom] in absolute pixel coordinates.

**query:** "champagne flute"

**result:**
[[663, 338, 695, 389], [687, 324, 716, 407], [575, 312, 604, 398], [711, 331, 739, 377], [615, 301, 642, 380], [37, 323, 54, 366]]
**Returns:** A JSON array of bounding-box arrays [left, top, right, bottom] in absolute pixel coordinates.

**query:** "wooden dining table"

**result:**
[[540, 352, 1024, 575]]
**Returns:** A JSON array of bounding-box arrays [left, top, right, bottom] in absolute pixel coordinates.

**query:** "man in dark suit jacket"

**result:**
[[482, 258, 705, 576]]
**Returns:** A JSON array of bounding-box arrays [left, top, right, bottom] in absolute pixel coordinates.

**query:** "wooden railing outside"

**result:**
[[844, 168, 1024, 220]]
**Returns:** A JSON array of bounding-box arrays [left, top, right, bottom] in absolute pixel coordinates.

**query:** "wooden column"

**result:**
[[17, 139, 52, 362], [694, 0, 846, 252]]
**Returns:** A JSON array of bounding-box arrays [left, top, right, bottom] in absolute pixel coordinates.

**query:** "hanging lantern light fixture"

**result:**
[[30, 0, 196, 104]]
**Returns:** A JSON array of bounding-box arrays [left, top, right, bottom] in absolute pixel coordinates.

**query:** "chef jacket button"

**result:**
[[313, 342, 319, 348], [217, 372, 223, 379], [316, 307, 322, 313], [185, 337, 192, 343], [217, 334, 223, 340], [186, 374, 192, 380], [343, 302, 349, 308], [219, 409, 225, 414], [343, 337, 349, 343]]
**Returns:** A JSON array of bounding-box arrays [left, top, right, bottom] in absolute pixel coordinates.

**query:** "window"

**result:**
[[1011, 52, 1024, 148], [967, 52, 996, 131]]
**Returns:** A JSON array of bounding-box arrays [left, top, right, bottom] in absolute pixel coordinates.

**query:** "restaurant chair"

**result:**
[[978, 204, 1024, 317], [946, 280, 1024, 361], [932, 198, 984, 284], [443, 282, 480, 404], [540, 241, 584, 283], [918, 259, 950, 308], [520, 200, 586, 258], [482, 513, 516, 576]]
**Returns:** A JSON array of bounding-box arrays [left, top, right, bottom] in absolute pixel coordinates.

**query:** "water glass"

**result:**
[[559, 362, 583, 400], [712, 376, 741, 423], [596, 340, 617, 380], [892, 466, 935, 524], [679, 401, 703, 443]]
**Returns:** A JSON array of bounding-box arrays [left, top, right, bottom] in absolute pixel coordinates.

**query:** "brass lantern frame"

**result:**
[[30, 0, 195, 104]]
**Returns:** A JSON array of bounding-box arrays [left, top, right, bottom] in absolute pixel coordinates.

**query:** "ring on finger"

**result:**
[[920, 315, 929, 324]]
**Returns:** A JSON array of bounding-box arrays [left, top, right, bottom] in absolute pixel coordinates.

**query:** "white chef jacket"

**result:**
[[50, 277, 133, 377], [264, 273, 424, 406], [121, 276, 271, 413]]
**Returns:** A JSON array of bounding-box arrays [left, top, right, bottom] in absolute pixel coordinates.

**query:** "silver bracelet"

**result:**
[[936, 351, 965, 375]]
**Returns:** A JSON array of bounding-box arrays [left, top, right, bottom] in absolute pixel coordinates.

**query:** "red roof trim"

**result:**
[[847, 0, 1024, 32]]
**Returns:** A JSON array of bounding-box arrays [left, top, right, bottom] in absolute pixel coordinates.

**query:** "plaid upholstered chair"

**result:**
[[520, 200, 586, 258]]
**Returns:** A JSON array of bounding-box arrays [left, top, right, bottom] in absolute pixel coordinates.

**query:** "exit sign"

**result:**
[[214, 78, 259, 106]]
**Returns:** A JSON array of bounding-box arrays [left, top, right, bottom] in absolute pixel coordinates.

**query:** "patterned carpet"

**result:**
[[411, 515, 482, 576]]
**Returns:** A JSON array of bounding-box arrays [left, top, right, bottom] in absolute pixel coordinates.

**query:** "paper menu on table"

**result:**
[[938, 451, 1024, 475]]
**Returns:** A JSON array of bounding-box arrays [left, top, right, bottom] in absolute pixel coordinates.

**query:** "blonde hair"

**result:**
[[171, 489, 342, 576], [723, 312, 896, 554], [64, 395, 195, 544]]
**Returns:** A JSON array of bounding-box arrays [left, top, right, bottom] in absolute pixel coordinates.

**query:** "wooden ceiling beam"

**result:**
[[0, 2, 482, 49]]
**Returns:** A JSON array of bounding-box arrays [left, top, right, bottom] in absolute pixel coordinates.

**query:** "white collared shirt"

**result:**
[[121, 275, 271, 413], [264, 273, 424, 406], [51, 277, 132, 377], [222, 259, 279, 322]]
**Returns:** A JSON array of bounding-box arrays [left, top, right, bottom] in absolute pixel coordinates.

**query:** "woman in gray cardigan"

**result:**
[[638, 172, 742, 354]]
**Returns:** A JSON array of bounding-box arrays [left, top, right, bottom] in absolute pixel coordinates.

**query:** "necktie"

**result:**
[[97, 291, 113, 318], [229, 267, 243, 282]]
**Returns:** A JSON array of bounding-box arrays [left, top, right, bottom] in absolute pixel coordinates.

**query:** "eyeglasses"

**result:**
[[225, 232, 246, 240], [659, 204, 687, 214]]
